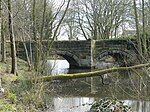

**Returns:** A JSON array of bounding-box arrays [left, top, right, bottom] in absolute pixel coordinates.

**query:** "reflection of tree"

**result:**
[[46, 60, 69, 75], [47, 69, 150, 111], [52, 97, 94, 112]]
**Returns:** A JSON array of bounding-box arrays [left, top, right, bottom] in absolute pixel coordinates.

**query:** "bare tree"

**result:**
[[0, 0, 1, 61], [133, 0, 143, 62], [61, 1, 81, 40], [32, 0, 39, 71], [8, 0, 17, 75], [1, 6, 6, 63], [142, 0, 148, 60], [62, 0, 132, 40]]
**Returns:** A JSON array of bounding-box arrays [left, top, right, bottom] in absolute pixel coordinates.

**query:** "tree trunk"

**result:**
[[142, 0, 148, 61], [20, 28, 32, 71], [8, 0, 17, 75], [0, 0, 1, 61], [133, 0, 143, 62], [0, 1, 6, 63], [1, 17, 6, 63], [32, 63, 150, 81], [39, 0, 47, 73], [32, 0, 38, 71], [1, 0, 6, 63]]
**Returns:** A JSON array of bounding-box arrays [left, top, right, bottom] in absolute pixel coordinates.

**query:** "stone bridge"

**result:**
[[16, 39, 150, 68]]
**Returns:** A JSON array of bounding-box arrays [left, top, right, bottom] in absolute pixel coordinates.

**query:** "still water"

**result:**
[[47, 60, 150, 112]]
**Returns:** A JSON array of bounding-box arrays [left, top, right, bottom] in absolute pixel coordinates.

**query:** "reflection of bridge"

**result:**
[[16, 39, 150, 68]]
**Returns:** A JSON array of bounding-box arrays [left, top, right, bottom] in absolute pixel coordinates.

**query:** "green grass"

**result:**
[[0, 100, 15, 112], [0, 58, 53, 111]]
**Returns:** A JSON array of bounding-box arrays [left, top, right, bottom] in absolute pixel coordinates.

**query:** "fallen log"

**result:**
[[34, 63, 150, 81]]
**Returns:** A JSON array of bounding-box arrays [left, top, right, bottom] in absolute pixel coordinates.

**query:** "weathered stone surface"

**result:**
[[15, 39, 150, 68]]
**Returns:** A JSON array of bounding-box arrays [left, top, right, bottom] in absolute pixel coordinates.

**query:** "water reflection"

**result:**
[[47, 97, 150, 112], [125, 100, 150, 112], [47, 60, 69, 75], [49, 97, 94, 112], [47, 60, 150, 112], [47, 60, 91, 75]]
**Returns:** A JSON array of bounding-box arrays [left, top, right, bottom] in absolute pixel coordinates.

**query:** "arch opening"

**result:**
[[58, 54, 80, 68], [50, 50, 80, 69], [97, 50, 134, 68]]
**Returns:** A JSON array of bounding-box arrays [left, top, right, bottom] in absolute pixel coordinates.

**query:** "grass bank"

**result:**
[[0, 58, 52, 112]]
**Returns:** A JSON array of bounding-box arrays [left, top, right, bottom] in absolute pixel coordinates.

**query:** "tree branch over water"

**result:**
[[34, 63, 150, 81]]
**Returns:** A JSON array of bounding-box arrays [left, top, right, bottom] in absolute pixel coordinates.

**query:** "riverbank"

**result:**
[[0, 58, 52, 112], [1, 58, 150, 111]]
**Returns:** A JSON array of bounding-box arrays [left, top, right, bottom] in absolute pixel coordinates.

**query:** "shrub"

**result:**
[[89, 98, 132, 112]]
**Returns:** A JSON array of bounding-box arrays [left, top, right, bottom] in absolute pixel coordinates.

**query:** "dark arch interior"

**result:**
[[99, 52, 131, 67], [110, 53, 128, 66], [57, 54, 79, 69]]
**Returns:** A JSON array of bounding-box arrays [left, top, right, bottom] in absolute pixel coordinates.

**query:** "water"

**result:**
[[47, 60, 150, 112], [49, 97, 94, 112], [46, 60, 69, 75], [48, 99, 150, 112]]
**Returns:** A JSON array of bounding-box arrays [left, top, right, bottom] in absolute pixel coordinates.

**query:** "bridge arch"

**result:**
[[97, 49, 137, 66], [50, 50, 81, 68]]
